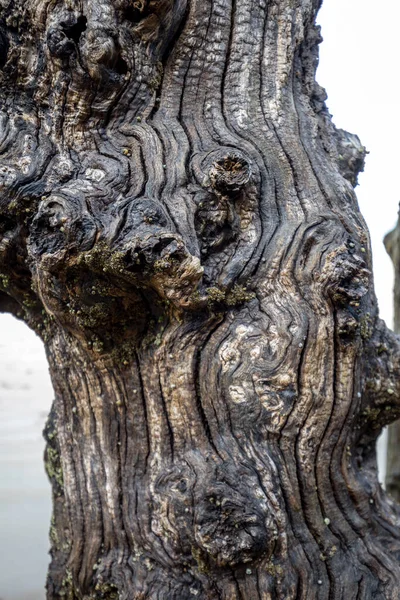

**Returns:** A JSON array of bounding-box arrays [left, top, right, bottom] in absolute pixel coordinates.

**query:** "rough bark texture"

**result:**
[[1, 1, 400, 598], [384, 221, 400, 501]]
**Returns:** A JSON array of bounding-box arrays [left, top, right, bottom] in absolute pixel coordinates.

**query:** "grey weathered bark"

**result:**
[[1, 0, 400, 598], [384, 221, 400, 500]]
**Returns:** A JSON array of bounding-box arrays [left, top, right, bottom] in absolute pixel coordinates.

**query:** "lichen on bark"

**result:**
[[1, 0, 400, 598]]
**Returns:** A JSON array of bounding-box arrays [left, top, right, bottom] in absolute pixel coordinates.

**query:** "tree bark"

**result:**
[[1, 1, 400, 598], [384, 222, 400, 500]]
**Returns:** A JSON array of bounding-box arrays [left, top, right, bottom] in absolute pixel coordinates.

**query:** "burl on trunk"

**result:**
[[1, 0, 400, 598]]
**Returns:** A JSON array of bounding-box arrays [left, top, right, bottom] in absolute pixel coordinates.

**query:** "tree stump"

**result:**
[[1, 1, 400, 598]]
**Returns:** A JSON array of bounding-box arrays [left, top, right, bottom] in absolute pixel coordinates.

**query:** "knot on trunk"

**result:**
[[46, 13, 88, 59], [81, 27, 128, 81], [335, 128, 367, 187], [317, 239, 371, 342], [47, 12, 128, 84], [191, 148, 261, 286], [194, 190, 237, 256], [154, 459, 279, 570], [318, 241, 370, 310], [209, 151, 252, 194], [27, 193, 203, 349], [360, 320, 400, 431], [113, 196, 204, 308], [296, 220, 371, 315], [194, 486, 275, 568], [47, 27, 76, 59], [36, 0, 183, 128], [122, 231, 203, 308], [29, 194, 97, 263], [192, 148, 253, 195]]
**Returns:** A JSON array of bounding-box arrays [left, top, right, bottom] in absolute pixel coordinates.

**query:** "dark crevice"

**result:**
[[134, 351, 151, 474], [115, 56, 128, 76], [124, 2, 149, 24], [148, 1, 191, 121], [157, 371, 175, 461], [160, 1, 190, 73], [0, 25, 9, 69], [193, 327, 225, 459], [62, 16, 87, 44]]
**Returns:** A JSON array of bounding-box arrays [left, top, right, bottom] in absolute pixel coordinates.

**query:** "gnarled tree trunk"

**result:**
[[1, 0, 400, 598], [384, 221, 400, 501]]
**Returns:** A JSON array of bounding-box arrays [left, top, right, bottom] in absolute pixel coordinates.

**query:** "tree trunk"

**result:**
[[384, 222, 400, 500], [1, 1, 400, 598]]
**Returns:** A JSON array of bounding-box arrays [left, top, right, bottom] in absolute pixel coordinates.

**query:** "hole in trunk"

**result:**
[[124, 1, 148, 23], [115, 56, 128, 76], [62, 16, 87, 44], [0, 26, 9, 69]]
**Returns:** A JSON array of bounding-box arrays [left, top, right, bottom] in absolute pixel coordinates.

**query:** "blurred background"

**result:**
[[1, 0, 399, 597]]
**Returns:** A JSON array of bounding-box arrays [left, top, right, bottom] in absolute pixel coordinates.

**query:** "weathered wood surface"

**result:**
[[1, 0, 400, 598], [385, 222, 400, 501]]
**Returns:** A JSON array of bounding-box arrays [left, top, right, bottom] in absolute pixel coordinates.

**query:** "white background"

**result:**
[[0, 0, 399, 597]]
